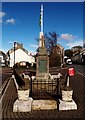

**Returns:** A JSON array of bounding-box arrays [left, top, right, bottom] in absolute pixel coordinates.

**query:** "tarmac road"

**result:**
[[66, 64, 85, 76], [0, 67, 13, 84]]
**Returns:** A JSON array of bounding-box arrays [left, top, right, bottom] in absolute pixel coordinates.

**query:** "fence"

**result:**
[[30, 78, 60, 100]]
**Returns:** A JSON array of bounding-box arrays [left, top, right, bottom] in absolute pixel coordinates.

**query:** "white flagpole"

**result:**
[[39, 4, 44, 40], [41, 4, 43, 33]]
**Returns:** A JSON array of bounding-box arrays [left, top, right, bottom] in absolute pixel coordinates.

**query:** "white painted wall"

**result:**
[[9, 48, 35, 67], [0, 55, 5, 63]]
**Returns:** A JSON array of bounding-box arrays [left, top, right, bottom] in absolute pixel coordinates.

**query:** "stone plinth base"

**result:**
[[59, 99, 77, 110], [32, 100, 57, 110], [13, 97, 33, 112], [36, 73, 49, 80]]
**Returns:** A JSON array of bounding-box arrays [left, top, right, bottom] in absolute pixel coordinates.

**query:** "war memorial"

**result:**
[[10, 5, 77, 112]]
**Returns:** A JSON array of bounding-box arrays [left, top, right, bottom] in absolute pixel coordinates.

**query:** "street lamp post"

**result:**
[[14, 42, 16, 70]]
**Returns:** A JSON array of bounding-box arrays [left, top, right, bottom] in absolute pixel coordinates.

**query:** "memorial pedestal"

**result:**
[[59, 99, 77, 110], [36, 35, 49, 81], [13, 97, 33, 112], [36, 55, 49, 80]]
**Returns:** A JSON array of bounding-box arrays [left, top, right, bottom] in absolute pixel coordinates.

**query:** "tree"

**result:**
[[36, 32, 59, 55], [65, 49, 73, 58], [49, 46, 61, 67], [44, 32, 59, 54], [71, 46, 83, 54], [49, 44, 64, 67], [71, 46, 82, 49], [44, 32, 62, 67], [36, 32, 64, 67]]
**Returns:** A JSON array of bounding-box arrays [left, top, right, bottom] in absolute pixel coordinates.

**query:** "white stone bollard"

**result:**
[[67, 75, 70, 87], [18, 89, 30, 100], [13, 89, 33, 112], [12, 74, 33, 112], [59, 88, 77, 110], [61, 90, 73, 102]]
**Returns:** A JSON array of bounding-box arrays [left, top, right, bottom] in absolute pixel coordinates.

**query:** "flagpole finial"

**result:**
[[41, 4, 43, 10]]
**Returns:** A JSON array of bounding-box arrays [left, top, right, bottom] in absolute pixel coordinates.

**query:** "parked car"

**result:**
[[66, 59, 72, 65], [0, 62, 5, 67]]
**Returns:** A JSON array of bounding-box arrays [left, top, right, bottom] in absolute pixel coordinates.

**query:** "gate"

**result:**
[[30, 78, 60, 100]]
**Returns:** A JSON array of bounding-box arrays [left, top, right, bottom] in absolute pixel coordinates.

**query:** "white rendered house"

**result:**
[[0, 51, 6, 67], [7, 43, 35, 67]]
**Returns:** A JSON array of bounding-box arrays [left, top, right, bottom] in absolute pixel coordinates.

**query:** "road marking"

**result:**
[[76, 71, 85, 77]]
